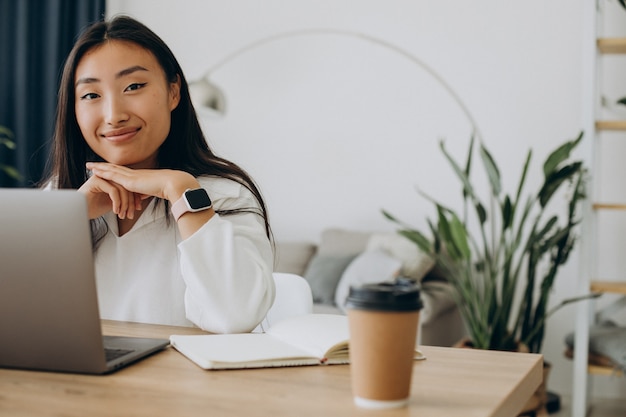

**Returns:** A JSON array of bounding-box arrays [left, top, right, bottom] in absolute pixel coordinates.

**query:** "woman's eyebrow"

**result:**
[[116, 65, 149, 79], [75, 65, 149, 86], [75, 76, 99, 86]]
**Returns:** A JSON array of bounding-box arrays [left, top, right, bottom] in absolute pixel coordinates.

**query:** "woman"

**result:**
[[43, 15, 275, 333]]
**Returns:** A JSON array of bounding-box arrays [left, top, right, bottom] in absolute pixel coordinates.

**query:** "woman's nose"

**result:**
[[104, 96, 130, 125]]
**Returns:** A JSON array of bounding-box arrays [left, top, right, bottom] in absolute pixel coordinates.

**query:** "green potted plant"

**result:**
[[0, 125, 21, 180], [383, 131, 590, 354]]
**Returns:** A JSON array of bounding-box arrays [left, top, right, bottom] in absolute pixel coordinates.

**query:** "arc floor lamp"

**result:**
[[187, 28, 483, 143]]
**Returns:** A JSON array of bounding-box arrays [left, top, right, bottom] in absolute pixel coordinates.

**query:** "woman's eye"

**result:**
[[79, 93, 100, 100], [126, 83, 147, 92]]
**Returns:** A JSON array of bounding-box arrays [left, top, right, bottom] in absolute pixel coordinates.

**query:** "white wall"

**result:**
[[107, 0, 626, 400]]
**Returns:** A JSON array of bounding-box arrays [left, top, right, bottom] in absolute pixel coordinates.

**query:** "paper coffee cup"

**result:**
[[345, 279, 422, 409]]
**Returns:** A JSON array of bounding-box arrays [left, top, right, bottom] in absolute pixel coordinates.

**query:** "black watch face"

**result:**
[[186, 188, 212, 210]]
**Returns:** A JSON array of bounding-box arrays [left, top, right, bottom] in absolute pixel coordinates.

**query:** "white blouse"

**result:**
[[94, 176, 275, 334]]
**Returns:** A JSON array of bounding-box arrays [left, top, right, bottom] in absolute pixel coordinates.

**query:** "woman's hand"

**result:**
[[78, 172, 144, 220], [84, 162, 213, 238], [84, 162, 200, 217]]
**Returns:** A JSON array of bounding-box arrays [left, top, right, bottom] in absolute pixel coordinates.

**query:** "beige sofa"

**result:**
[[274, 228, 466, 347]]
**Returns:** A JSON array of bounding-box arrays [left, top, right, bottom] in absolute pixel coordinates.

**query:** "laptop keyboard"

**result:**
[[105, 348, 135, 362]]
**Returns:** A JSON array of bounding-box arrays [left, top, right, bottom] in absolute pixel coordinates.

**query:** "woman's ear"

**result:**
[[169, 75, 181, 111]]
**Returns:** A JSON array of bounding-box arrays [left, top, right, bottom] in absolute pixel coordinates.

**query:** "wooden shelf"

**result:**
[[596, 39, 626, 133], [590, 280, 626, 294], [564, 350, 624, 377], [593, 202, 626, 210], [588, 363, 624, 377], [573, 9, 626, 416], [597, 38, 626, 54], [595, 120, 626, 131]]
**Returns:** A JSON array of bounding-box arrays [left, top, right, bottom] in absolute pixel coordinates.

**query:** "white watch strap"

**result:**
[[171, 191, 190, 222]]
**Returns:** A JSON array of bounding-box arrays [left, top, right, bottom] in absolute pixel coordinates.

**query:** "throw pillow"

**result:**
[[274, 242, 317, 276], [365, 232, 434, 281], [334, 249, 403, 312], [303, 253, 357, 305], [565, 321, 626, 372]]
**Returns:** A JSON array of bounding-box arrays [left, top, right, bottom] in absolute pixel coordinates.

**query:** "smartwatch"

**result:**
[[171, 188, 213, 221]]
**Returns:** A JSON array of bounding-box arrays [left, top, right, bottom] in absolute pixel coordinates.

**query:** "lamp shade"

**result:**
[[188, 78, 226, 114]]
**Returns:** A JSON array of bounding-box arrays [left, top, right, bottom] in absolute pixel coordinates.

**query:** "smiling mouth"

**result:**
[[101, 128, 141, 142]]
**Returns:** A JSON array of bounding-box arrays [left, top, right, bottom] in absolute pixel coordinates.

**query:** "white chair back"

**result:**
[[253, 273, 313, 333]]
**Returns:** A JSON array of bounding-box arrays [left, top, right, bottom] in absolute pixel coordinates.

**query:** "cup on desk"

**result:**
[[345, 278, 422, 409]]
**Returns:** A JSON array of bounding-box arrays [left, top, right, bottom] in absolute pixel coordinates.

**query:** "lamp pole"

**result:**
[[189, 28, 483, 143]]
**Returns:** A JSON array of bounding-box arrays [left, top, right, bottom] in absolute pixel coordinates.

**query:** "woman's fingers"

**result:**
[[109, 181, 144, 220], [113, 181, 130, 219], [78, 174, 140, 220], [87, 162, 161, 200]]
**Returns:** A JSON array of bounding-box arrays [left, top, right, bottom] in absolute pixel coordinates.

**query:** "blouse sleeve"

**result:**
[[176, 177, 275, 333]]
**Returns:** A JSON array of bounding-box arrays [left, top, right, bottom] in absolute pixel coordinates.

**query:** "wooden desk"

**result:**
[[0, 320, 542, 417]]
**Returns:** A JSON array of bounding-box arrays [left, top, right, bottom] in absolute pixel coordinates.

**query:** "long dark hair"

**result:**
[[43, 15, 271, 241]]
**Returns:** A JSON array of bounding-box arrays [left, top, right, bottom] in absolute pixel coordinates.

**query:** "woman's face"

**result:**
[[74, 40, 180, 169]]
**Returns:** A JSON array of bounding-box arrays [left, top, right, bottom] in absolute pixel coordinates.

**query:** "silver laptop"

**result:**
[[0, 189, 169, 374]]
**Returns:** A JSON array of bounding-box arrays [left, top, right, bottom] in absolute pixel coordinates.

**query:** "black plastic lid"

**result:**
[[345, 278, 423, 312]]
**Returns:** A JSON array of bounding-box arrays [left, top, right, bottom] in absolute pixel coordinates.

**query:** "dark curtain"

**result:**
[[0, 0, 105, 188]]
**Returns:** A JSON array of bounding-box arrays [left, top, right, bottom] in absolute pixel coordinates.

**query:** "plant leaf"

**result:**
[[436, 206, 463, 260], [398, 229, 432, 254], [526, 216, 558, 250], [427, 218, 441, 253], [619, 0, 626, 11], [543, 131, 583, 178], [502, 195, 513, 230], [475, 201, 487, 224], [0, 164, 22, 180], [538, 226, 571, 256], [439, 141, 478, 203], [449, 213, 471, 260], [463, 135, 475, 200], [515, 150, 532, 205], [479, 144, 501, 196], [381, 209, 401, 224], [0, 137, 16, 149], [618, 97, 626, 106], [0, 126, 14, 138], [538, 161, 583, 208], [569, 169, 587, 216]]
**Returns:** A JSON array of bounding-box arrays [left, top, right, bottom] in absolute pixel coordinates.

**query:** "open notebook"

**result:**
[[0, 189, 169, 374], [170, 313, 426, 370]]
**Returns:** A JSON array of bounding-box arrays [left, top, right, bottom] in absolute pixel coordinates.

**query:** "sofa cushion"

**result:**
[[274, 242, 317, 276], [365, 232, 434, 281], [334, 249, 403, 311], [302, 253, 357, 305], [317, 228, 371, 256]]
